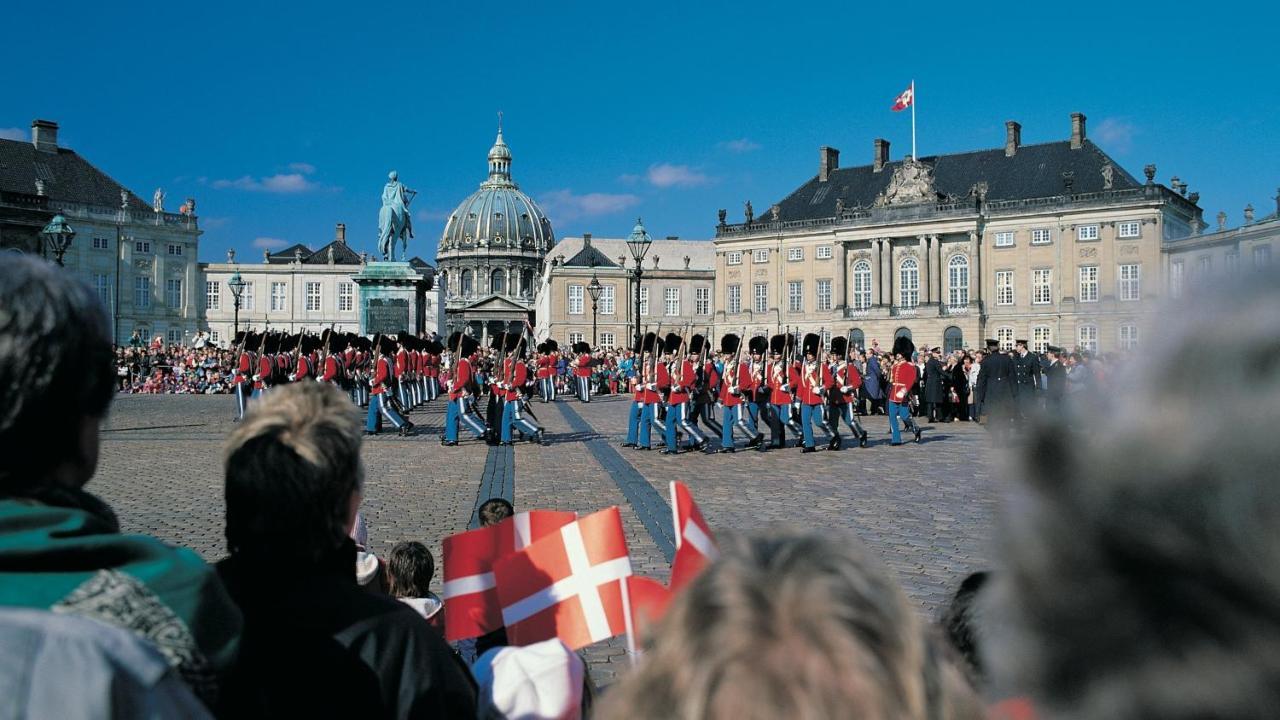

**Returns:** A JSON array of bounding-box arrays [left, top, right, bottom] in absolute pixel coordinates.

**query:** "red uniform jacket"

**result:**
[[796, 360, 832, 405], [450, 358, 473, 401], [370, 356, 392, 396], [654, 362, 673, 404], [667, 360, 695, 405], [574, 354, 592, 379], [505, 361, 530, 402], [394, 349, 408, 379], [256, 356, 273, 390], [768, 361, 797, 405], [721, 361, 754, 407], [832, 361, 862, 405], [235, 352, 253, 385], [321, 356, 340, 384], [890, 361, 918, 404], [293, 356, 310, 382], [702, 360, 720, 402], [536, 355, 552, 380]]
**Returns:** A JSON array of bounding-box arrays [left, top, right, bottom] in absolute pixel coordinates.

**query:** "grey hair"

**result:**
[[987, 275, 1280, 719], [0, 257, 113, 492]]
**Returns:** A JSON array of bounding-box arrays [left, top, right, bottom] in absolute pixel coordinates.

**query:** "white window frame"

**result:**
[[242, 282, 256, 311], [1031, 228, 1052, 245], [639, 286, 649, 316], [726, 251, 742, 266], [997, 327, 1014, 351], [1032, 268, 1052, 305], [600, 332, 615, 348], [727, 284, 741, 314], [852, 260, 872, 310], [134, 239, 151, 254], [338, 282, 354, 312], [753, 282, 768, 314], [1226, 252, 1240, 276], [1119, 323, 1139, 350], [1119, 264, 1140, 302], [1169, 261, 1184, 298], [994, 231, 1014, 248], [1078, 266, 1099, 303], [947, 255, 969, 308], [787, 280, 803, 313], [1078, 325, 1098, 353], [92, 236, 110, 250], [787, 247, 804, 262], [134, 276, 151, 309], [1077, 225, 1100, 241], [568, 331, 584, 346], [816, 245, 833, 260], [167, 329, 183, 345], [305, 281, 322, 312], [93, 273, 111, 306], [898, 258, 919, 308], [816, 279, 832, 311], [1117, 221, 1141, 239], [1032, 325, 1052, 353], [752, 248, 769, 264], [205, 281, 220, 310], [600, 285, 615, 315], [567, 284, 584, 315], [165, 278, 183, 309], [664, 287, 680, 316], [210, 330, 220, 344], [695, 287, 710, 315], [270, 282, 287, 312], [996, 270, 1014, 306]]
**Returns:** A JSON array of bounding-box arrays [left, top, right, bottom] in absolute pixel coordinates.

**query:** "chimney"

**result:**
[[873, 138, 890, 172], [819, 146, 840, 182], [31, 119, 58, 153], [1005, 121, 1022, 157], [582, 232, 592, 247], [1070, 112, 1087, 150], [335, 223, 347, 244], [1245, 204, 1254, 224]]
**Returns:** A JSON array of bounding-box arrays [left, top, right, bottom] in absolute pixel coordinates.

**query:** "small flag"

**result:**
[[669, 481, 718, 591], [891, 83, 914, 112], [626, 576, 672, 643]]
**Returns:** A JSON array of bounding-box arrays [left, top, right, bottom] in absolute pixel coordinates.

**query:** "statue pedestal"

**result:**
[[353, 262, 429, 335]]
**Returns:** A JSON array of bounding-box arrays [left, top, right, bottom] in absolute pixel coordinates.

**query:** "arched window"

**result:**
[[894, 327, 912, 341], [852, 260, 873, 310], [944, 326, 964, 353], [850, 328, 865, 351], [461, 269, 473, 296], [947, 255, 969, 308], [491, 268, 505, 294], [522, 269, 534, 296], [899, 258, 919, 308], [438, 271, 448, 297]]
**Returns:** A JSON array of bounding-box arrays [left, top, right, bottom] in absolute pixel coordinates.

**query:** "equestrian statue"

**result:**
[[378, 170, 417, 261]]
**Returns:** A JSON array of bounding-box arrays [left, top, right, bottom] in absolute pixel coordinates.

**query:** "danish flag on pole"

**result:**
[[441, 510, 577, 642], [493, 507, 634, 650], [891, 82, 914, 111], [669, 481, 718, 591]]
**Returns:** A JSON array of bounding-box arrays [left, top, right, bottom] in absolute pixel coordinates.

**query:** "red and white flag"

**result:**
[[493, 506, 633, 650], [441, 509, 577, 642], [669, 481, 718, 591], [626, 575, 672, 644], [891, 82, 914, 112]]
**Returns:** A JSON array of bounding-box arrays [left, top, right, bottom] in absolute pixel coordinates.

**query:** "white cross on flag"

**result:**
[[441, 509, 577, 642], [891, 83, 914, 112], [493, 506, 633, 650], [669, 481, 718, 591]]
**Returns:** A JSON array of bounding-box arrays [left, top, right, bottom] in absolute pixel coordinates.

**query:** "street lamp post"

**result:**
[[587, 273, 603, 347], [41, 214, 76, 267], [228, 269, 246, 340], [624, 218, 653, 347]]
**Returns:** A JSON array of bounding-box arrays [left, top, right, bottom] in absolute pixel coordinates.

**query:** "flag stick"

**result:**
[[670, 481, 681, 550], [911, 79, 917, 161], [621, 577, 638, 665]]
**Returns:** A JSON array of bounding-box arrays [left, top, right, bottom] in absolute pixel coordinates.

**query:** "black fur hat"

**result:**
[[641, 331, 659, 354], [748, 335, 769, 355], [720, 333, 741, 355], [830, 335, 848, 357], [802, 332, 820, 357], [663, 332, 683, 354], [769, 334, 788, 356], [688, 334, 708, 356], [892, 335, 915, 359]]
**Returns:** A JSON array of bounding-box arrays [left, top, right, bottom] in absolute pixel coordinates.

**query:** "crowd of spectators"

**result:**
[[4, 254, 1278, 720], [115, 331, 237, 395]]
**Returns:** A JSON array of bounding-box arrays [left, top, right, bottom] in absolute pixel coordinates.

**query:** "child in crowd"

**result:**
[[387, 541, 445, 633]]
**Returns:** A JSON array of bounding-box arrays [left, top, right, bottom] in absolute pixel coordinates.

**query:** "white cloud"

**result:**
[[719, 138, 761, 153], [646, 163, 709, 188], [540, 189, 641, 221], [212, 173, 318, 193], [252, 237, 288, 250], [287, 162, 316, 174], [0, 127, 26, 141], [1093, 118, 1137, 154], [416, 208, 452, 222]]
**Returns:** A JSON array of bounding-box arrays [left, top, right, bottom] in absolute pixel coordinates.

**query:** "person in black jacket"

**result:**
[[923, 348, 946, 422], [1043, 345, 1067, 411], [217, 382, 477, 719], [975, 339, 1017, 444]]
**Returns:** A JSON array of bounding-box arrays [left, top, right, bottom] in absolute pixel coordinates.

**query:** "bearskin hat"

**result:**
[[830, 335, 848, 357], [802, 332, 821, 357], [720, 333, 741, 355], [892, 335, 915, 359]]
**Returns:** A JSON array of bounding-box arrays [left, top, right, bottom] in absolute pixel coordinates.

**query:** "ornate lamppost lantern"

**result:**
[[624, 217, 653, 347], [587, 273, 603, 347], [41, 214, 76, 267], [228, 269, 247, 338]]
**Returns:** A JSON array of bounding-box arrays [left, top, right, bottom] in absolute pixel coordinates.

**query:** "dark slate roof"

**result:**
[[409, 256, 436, 274], [562, 242, 620, 268], [302, 240, 363, 265], [0, 137, 149, 210], [770, 139, 1141, 224], [266, 244, 313, 263]]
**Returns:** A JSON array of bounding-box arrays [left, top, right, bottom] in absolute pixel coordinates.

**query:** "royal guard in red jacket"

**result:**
[[233, 332, 255, 421], [716, 333, 763, 453], [888, 336, 924, 445], [442, 332, 486, 445], [366, 336, 410, 436], [794, 333, 834, 452], [254, 335, 275, 398], [687, 334, 722, 441], [661, 333, 707, 455], [829, 336, 869, 448], [570, 342, 593, 403], [535, 340, 557, 402], [499, 343, 545, 445], [767, 334, 798, 444], [623, 332, 662, 450], [393, 338, 411, 409]]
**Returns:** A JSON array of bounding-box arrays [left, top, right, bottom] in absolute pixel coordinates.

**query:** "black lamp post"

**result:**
[[41, 214, 76, 267], [587, 273, 602, 347], [228, 269, 246, 340], [624, 217, 653, 347]]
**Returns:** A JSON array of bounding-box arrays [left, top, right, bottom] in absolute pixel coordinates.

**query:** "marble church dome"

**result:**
[[438, 130, 554, 253]]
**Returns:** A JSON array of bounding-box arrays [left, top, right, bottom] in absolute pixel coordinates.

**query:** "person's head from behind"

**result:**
[[478, 497, 514, 527], [599, 528, 982, 720], [386, 541, 435, 599], [223, 382, 363, 566], [988, 276, 1280, 719], [0, 257, 114, 496]]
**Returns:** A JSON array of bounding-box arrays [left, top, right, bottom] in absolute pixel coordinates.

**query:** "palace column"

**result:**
[[918, 235, 930, 305], [968, 229, 981, 308], [870, 239, 882, 307], [931, 234, 942, 305], [837, 239, 848, 311]]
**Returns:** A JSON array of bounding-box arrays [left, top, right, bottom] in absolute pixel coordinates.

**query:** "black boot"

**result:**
[[828, 435, 842, 451], [860, 430, 869, 448], [746, 434, 764, 449]]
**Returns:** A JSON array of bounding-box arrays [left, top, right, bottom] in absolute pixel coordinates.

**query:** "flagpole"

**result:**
[[911, 79, 917, 161]]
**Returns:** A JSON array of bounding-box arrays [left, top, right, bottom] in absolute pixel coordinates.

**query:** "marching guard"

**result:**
[[829, 335, 870, 448], [442, 331, 487, 446], [499, 335, 547, 446], [887, 336, 924, 445], [570, 342, 593, 403], [717, 333, 763, 453], [660, 332, 709, 455]]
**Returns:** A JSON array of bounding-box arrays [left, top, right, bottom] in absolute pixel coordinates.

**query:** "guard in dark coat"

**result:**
[[1044, 345, 1067, 410], [976, 338, 1017, 443], [1012, 339, 1041, 419], [924, 348, 946, 422]]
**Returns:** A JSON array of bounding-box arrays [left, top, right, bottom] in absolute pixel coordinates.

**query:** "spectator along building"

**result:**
[[0, 119, 202, 345], [712, 112, 1207, 353]]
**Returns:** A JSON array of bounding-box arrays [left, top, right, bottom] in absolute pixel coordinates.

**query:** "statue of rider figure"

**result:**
[[378, 170, 416, 261]]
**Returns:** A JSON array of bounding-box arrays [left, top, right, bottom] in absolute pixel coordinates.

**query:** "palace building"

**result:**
[[712, 112, 1206, 353]]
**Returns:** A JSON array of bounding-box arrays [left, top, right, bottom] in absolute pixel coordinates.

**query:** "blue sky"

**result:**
[[3, 1, 1276, 263]]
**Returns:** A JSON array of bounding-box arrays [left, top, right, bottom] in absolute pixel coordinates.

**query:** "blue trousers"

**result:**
[[235, 382, 249, 419], [626, 401, 643, 445], [665, 402, 705, 452], [799, 403, 826, 448], [366, 393, 406, 432], [838, 404, 867, 437], [577, 376, 591, 403], [445, 397, 487, 442], [888, 400, 915, 444], [501, 399, 540, 442], [721, 404, 757, 449]]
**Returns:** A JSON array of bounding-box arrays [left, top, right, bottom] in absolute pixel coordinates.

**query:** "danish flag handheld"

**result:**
[[441, 510, 576, 642], [669, 481, 718, 591], [493, 506, 634, 650]]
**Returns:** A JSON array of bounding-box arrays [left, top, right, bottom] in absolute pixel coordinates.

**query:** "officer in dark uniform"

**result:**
[[1012, 339, 1041, 419], [1043, 345, 1067, 411], [976, 338, 1018, 443]]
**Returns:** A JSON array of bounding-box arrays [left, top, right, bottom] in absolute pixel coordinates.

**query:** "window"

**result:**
[[1077, 225, 1099, 241], [1079, 266, 1098, 302], [816, 279, 832, 311], [92, 236, 110, 250], [1255, 245, 1273, 269], [639, 286, 649, 315], [1033, 268, 1052, 304], [242, 282, 256, 311], [600, 332, 615, 347], [944, 326, 964, 354], [1196, 256, 1212, 282], [205, 281, 220, 310], [1032, 326, 1052, 353], [852, 260, 872, 310], [1118, 221, 1141, 239], [994, 231, 1014, 247], [491, 269, 505, 294], [1031, 228, 1052, 245], [338, 282, 354, 312], [134, 276, 151, 309], [1119, 264, 1140, 301], [753, 282, 768, 313], [997, 327, 1014, 351], [165, 279, 182, 309], [695, 287, 710, 315], [727, 284, 741, 314], [210, 331, 220, 344], [947, 255, 969, 308], [461, 269, 474, 295], [664, 287, 680, 316], [270, 282, 287, 311], [850, 329, 865, 350], [305, 282, 322, 312], [1119, 323, 1139, 350], [1226, 252, 1240, 275], [788, 247, 804, 262], [134, 240, 151, 254], [568, 284, 584, 314], [816, 245, 833, 260], [1169, 262, 1183, 298], [568, 332, 584, 345], [787, 281, 803, 313], [996, 271, 1015, 306], [726, 251, 742, 266], [521, 269, 534, 296], [93, 273, 111, 306], [1078, 325, 1098, 352], [752, 249, 769, 264], [898, 258, 919, 308], [600, 285, 615, 315], [167, 244, 183, 256], [167, 329, 183, 345]]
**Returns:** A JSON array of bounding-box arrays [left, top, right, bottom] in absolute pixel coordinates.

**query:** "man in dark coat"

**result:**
[[1044, 345, 1067, 410], [863, 352, 885, 415], [924, 347, 946, 422], [976, 338, 1017, 444], [1012, 339, 1041, 419]]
